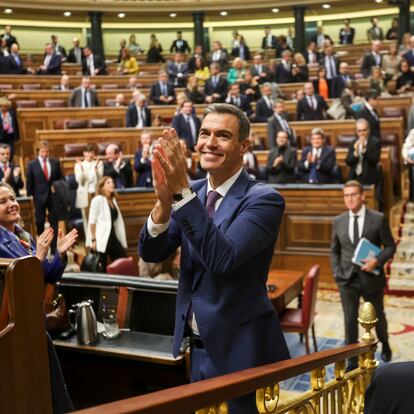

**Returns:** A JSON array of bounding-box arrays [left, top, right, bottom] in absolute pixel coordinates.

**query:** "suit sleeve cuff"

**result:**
[[147, 212, 170, 238]]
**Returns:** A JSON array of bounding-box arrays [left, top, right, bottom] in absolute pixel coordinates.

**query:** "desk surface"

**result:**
[[267, 269, 305, 313], [54, 331, 184, 366]]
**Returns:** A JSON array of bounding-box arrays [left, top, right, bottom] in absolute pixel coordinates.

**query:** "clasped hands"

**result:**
[[151, 129, 189, 223]]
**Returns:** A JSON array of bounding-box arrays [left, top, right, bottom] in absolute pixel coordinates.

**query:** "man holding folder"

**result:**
[[330, 180, 395, 369]]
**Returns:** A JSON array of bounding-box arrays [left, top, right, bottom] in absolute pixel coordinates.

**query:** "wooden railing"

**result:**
[[74, 302, 379, 414]]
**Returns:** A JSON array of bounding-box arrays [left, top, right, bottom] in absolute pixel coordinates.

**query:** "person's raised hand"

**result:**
[[57, 228, 78, 256], [35, 228, 54, 261]]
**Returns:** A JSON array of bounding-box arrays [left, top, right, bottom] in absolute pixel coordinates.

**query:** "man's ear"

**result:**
[[240, 139, 251, 156]]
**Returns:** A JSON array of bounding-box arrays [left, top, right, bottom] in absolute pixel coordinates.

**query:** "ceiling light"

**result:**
[[118, 12, 126, 18], [220, 11, 228, 16], [374, 0, 383, 2], [4, 8, 12, 14], [322, 3, 331, 8], [63, 11, 72, 17], [271, 8, 279, 13], [169, 13, 177, 17]]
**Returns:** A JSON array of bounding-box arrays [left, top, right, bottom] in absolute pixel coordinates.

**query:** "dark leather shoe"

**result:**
[[381, 343, 392, 362]]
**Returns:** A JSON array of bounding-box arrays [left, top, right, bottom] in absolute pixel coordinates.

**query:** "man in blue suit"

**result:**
[[171, 100, 201, 151], [139, 103, 290, 413], [36, 43, 62, 75]]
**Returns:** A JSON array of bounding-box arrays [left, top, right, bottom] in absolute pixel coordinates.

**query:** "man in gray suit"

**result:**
[[330, 180, 395, 370], [68, 77, 99, 107]]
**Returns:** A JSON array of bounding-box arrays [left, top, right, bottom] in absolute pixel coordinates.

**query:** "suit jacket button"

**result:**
[[181, 314, 185, 320]]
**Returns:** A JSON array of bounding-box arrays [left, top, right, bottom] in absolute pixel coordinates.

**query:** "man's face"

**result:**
[[265, 28, 271, 35], [106, 147, 118, 162], [61, 76, 69, 86], [10, 44, 18, 54], [0, 147, 10, 163], [276, 132, 288, 147], [356, 123, 369, 140], [262, 85, 271, 97], [230, 85, 240, 96], [82, 78, 91, 89], [275, 102, 285, 114], [73, 38, 80, 47], [159, 72, 167, 83], [308, 42, 316, 52], [304, 83, 314, 96], [39, 147, 49, 159], [45, 44, 53, 55], [0, 186, 20, 228], [253, 56, 261, 65], [177, 32, 182, 40], [372, 18, 378, 26], [212, 42, 220, 51], [210, 65, 220, 76], [195, 45, 203, 55], [311, 134, 324, 149], [324, 46, 333, 55], [83, 48, 91, 57], [343, 186, 365, 212], [339, 63, 348, 75], [5, 26, 11, 34], [372, 41, 381, 53], [283, 53, 292, 63], [128, 77, 137, 88], [182, 102, 193, 115], [175, 53, 183, 63], [196, 112, 249, 175]]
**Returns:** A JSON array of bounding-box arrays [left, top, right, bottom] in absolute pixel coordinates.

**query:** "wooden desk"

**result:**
[[268, 269, 304, 313], [54, 331, 183, 366]]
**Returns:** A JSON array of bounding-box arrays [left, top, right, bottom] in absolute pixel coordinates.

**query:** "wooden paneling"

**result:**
[[114, 186, 376, 285]]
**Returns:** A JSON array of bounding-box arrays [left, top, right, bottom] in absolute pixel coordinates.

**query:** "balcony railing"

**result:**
[[74, 301, 378, 414]]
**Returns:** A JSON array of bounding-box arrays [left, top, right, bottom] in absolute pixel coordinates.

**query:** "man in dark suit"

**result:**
[[297, 128, 336, 183], [51, 34, 66, 58], [225, 83, 253, 118], [254, 83, 274, 122], [266, 130, 297, 183], [0, 97, 19, 159], [331, 62, 354, 98], [262, 26, 277, 50], [267, 100, 296, 148], [346, 118, 381, 186], [319, 44, 339, 85], [37, 43, 61, 75], [170, 31, 191, 53], [139, 103, 290, 414], [296, 82, 329, 121], [126, 90, 151, 128], [304, 41, 321, 65], [66, 37, 84, 64], [167, 52, 189, 87], [357, 93, 381, 139], [208, 41, 229, 71], [330, 180, 395, 370], [26, 141, 64, 251], [365, 361, 414, 414], [339, 19, 355, 44], [274, 50, 294, 84], [0, 143, 23, 196], [250, 54, 270, 84], [134, 130, 153, 187], [54, 74, 71, 91], [0, 25, 17, 49], [149, 70, 176, 105], [68, 77, 99, 107], [204, 63, 229, 104], [82, 46, 106, 75], [7, 43, 32, 74], [367, 17, 384, 42], [103, 144, 133, 189], [171, 100, 201, 151], [361, 40, 382, 78]]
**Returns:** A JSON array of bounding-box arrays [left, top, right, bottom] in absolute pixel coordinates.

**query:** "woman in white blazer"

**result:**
[[86, 176, 127, 270], [402, 129, 414, 202], [74, 145, 103, 233]]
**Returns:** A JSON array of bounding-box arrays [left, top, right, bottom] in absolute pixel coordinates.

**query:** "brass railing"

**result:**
[[74, 302, 378, 414]]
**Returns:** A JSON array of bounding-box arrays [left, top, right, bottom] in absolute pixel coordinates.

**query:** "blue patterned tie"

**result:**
[[206, 191, 222, 217]]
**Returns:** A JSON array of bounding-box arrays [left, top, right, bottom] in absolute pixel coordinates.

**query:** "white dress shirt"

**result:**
[[38, 156, 51, 178], [348, 205, 366, 244]]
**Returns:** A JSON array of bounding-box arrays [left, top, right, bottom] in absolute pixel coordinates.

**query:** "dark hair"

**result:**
[[85, 144, 97, 153], [96, 176, 115, 198], [203, 103, 250, 141], [0, 143, 10, 150], [344, 180, 363, 193]]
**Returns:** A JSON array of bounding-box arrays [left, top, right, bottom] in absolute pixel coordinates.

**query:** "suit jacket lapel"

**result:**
[[361, 208, 371, 239]]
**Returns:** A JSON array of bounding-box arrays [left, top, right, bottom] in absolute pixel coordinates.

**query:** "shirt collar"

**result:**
[[349, 204, 366, 218], [38, 156, 49, 163], [206, 167, 243, 198]]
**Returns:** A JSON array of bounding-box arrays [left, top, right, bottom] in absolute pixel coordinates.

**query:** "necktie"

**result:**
[[353, 215, 360, 247], [213, 76, 218, 88], [162, 83, 167, 96], [84, 90, 89, 107], [43, 158, 49, 181], [206, 191, 222, 217], [330, 57, 336, 78]]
